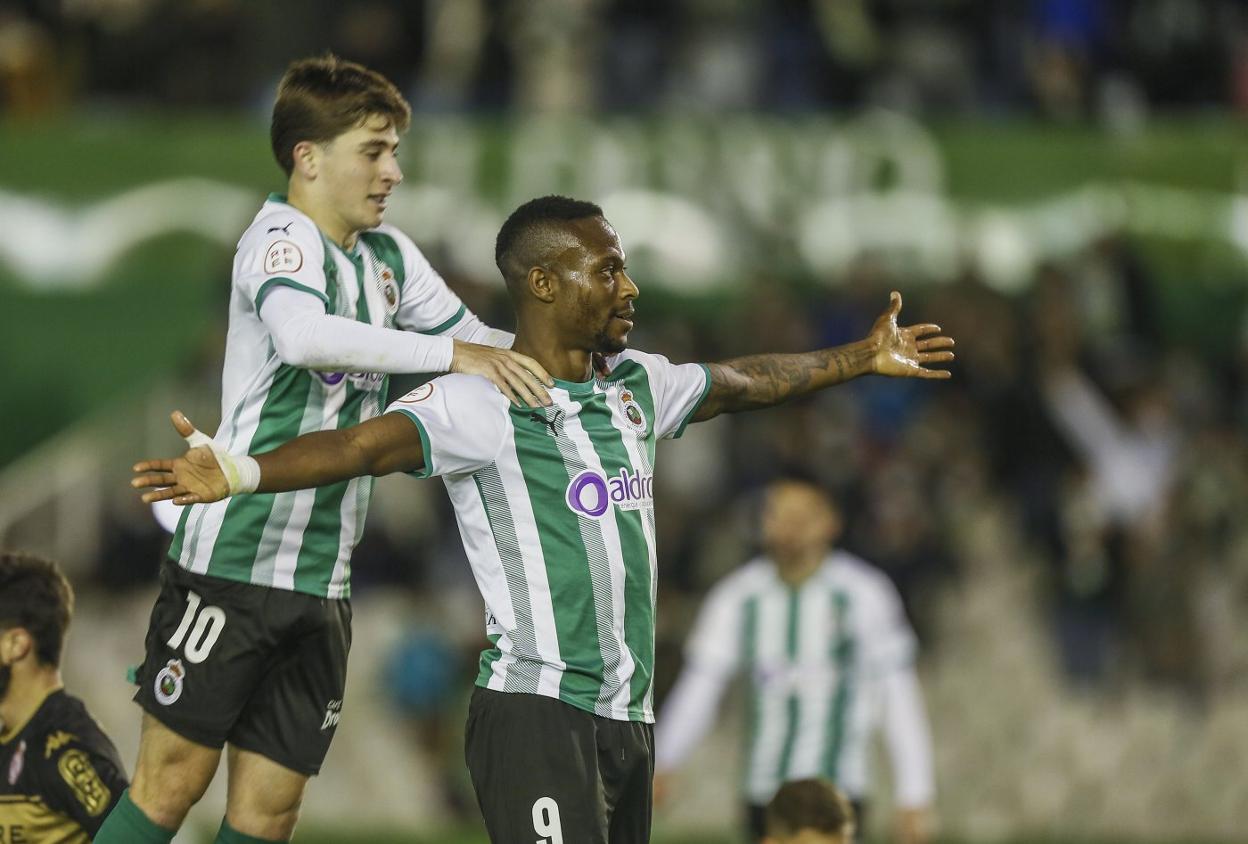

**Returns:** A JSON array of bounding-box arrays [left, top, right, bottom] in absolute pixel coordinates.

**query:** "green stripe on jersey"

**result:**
[[506, 402, 603, 709], [254, 277, 329, 311], [822, 590, 855, 780], [204, 365, 315, 583], [775, 588, 803, 781], [575, 386, 655, 719], [167, 506, 191, 561], [474, 464, 543, 693], [359, 232, 406, 282], [426, 304, 467, 335], [292, 382, 367, 595]]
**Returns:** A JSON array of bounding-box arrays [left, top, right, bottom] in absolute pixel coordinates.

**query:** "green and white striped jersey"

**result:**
[[385, 350, 712, 722], [170, 195, 474, 598], [685, 553, 917, 802]]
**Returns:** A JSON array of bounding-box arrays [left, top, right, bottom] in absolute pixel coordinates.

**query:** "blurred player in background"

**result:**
[[763, 778, 856, 844], [96, 56, 553, 844], [130, 195, 953, 844], [0, 551, 128, 841], [654, 477, 935, 844]]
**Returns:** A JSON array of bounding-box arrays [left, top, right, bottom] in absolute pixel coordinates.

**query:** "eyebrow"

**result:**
[[358, 139, 398, 151]]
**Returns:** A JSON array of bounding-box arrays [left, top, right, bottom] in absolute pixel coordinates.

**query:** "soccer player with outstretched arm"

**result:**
[[654, 477, 935, 844], [96, 57, 552, 844], [132, 195, 953, 844]]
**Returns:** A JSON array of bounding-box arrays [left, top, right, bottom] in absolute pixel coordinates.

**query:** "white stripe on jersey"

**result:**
[[491, 413, 567, 700], [604, 380, 661, 721], [786, 586, 836, 779], [559, 390, 637, 720], [746, 589, 792, 798]]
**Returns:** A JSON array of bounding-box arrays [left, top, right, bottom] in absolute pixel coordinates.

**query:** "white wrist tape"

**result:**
[[183, 428, 260, 495]]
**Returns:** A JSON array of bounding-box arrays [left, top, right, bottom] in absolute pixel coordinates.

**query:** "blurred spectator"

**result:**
[[12, 0, 1248, 117]]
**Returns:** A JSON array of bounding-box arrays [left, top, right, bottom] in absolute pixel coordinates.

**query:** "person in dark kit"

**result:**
[[0, 551, 128, 842]]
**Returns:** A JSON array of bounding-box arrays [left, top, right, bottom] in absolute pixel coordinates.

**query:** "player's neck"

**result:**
[[0, 667, 62, 741], [286, 184, 360, 251], [511, 332, 595, 384], [773, 551, 824, 586]]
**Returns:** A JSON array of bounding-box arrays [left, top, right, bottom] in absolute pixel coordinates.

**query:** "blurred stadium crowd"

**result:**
[[4, 0, 1248, 119]]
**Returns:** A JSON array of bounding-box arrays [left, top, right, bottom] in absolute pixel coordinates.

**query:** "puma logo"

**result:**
[[266, 222, 294, 235], [529, 409, 564, 437]]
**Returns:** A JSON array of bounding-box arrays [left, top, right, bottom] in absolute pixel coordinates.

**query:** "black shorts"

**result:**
[[465, 687, 654, 844], [132, 561, 351, 776]]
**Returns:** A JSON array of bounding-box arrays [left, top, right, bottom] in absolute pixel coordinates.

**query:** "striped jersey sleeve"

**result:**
[[684, 567, 757, 675], [385, 374, 510, 477], [234, 211, 329, 312], [374, 224, 471, 335], [848, 556, 918, 676], [610, 350, 711, 439]]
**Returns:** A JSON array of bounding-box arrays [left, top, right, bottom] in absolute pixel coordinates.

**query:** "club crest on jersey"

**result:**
[[617, 389, 647, 434], [565, 467, 654, 519], [380, 267, 400, 315], [154, 658, 185, 706], [264, 239, 303, 274], [7, 739, 25, 785]]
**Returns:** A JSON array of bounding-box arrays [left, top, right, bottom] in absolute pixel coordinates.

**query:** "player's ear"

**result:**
[[292, 140, 319, 180], [0, 628, 32, 663], [528, 265, 556, 304]]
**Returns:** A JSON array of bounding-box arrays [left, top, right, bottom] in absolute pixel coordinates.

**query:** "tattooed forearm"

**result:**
[[693, 340, 877, 422]]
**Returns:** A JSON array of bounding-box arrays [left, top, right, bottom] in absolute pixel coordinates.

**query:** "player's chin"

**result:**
[[593, 330, 629, 356]]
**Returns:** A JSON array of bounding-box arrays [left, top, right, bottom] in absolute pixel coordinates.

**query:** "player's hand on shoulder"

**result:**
[[868, 291, 955, 380], [131, 412, 231, 505], [451, 340, 555, 408]]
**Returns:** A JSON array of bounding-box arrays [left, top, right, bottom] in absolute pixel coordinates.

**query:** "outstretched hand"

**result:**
[[868, 291, 955, 379], [131, 411, 230, 505]]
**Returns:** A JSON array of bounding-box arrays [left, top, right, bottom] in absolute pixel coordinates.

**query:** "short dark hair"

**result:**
[[765, 779, 855, 839], [494, 195, 604, 286], [0, 552, 74, 667], [271, 54, 412, 176]]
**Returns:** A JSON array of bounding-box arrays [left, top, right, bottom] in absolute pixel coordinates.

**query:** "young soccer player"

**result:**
[[132, 195, 954, 843], [97, 57, 552, 844], [0, 552, 128, 842], [654, 477, 935, 844]]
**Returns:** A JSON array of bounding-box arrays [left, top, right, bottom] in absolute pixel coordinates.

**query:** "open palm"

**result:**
[[869, 291, 955, 379], [131, 412, 231, 505]]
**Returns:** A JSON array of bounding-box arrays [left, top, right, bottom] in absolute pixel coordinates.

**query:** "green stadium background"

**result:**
[[3, 117, 1245, 467]]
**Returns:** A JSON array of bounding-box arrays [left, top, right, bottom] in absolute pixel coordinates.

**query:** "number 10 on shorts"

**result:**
[[167, 590, 226, 664], [532, 796, 563, 844]]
